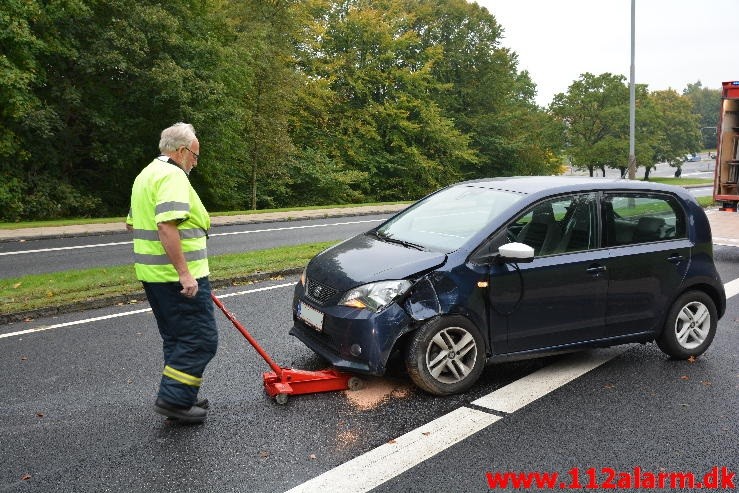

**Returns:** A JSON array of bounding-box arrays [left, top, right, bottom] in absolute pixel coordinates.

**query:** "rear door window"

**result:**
[[602, 193, 686, 246]]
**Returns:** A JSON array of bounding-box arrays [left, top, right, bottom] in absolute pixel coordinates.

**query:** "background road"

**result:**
[[0, 245, 736, 492]]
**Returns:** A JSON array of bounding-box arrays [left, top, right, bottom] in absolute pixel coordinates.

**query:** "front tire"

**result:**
[[405, 316, 486, 395], [657, 291, 717, 359]]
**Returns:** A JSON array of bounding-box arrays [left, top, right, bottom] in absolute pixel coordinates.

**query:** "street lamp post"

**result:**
[[628, 0, 636, 180]]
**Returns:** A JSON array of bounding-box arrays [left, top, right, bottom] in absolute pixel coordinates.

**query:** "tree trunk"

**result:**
[[251, 163, 257, 210], [644, 167, 651, 180]]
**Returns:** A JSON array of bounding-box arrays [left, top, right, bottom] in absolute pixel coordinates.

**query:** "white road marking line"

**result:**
[[0, 308, 152, 339], [284, 407, 501, 493], [209, 219, 381, 238], [0, 240, 134, 255], [725, 278, 739, 299], [714, 237, 739, 246], [286, 278, 738, 493], [471, 348, 627, 413], [0, 283, 295, 339], [0, 219, 383, 256]]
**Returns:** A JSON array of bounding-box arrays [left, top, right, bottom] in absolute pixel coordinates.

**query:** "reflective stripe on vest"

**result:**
[[163, 365, 202, 387], [155, 201, 190, 215], [135, 248, 207, 265], [132, 228, 207, 241]]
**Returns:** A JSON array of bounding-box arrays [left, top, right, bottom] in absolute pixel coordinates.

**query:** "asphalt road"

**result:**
[[1, 246, 736, 492]]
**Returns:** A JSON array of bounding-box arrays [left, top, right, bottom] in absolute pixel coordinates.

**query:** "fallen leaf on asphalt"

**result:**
[[309, 454, 317, 460], [35, 412, 44, 418], [23, 318, 33, 322], [20, 356, 27, 361], [259, 451, 270, 459], [603, 383, 615, 389], [701, 381, 712, 386], [680, 375, 689, 380], [687, 355, 697, 363], [388, 439, 397, 444], [21, 474, 31, 481], [422, 432, 431, 436]]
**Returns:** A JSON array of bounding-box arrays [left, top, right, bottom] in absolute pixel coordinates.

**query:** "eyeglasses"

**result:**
[[184, 147, 199, 160]]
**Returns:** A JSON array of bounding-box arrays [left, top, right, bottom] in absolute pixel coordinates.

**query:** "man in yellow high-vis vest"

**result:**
[[126, 122, 218, 424]]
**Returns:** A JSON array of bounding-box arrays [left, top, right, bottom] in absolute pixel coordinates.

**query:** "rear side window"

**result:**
[[602, 193, 686, 246]]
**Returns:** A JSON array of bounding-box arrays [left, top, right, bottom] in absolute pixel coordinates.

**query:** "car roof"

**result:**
[[459, 176, 683, 196]]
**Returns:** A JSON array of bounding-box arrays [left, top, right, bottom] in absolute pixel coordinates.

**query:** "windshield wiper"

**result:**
[[374, 231, 426, 251]]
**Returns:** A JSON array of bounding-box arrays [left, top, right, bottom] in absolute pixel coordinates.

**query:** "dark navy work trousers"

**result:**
[[142, 277, 218, 407]]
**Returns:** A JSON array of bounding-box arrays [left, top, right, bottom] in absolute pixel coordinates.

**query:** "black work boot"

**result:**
[[154, 398, 207, 423], [195, 397, 209, 409]]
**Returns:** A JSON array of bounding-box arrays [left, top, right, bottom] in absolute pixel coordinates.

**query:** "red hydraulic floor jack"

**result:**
[[211, 293, 362, 404]]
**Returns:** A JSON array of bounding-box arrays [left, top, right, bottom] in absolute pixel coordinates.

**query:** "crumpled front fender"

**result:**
[[403, 276, 442, 321]]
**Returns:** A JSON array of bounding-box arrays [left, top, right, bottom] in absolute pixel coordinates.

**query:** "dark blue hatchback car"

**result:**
[[290, 177, 726, 395]]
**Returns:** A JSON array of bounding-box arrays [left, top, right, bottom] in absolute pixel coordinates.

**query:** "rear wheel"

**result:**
[[405, 316, 485, 395], [657, 291, 717, 359]]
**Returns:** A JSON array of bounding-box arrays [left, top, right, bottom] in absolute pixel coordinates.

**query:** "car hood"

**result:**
[[307, 233, 447, 292]]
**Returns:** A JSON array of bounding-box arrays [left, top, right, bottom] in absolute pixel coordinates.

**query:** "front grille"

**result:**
[[305, 278, 338, 305]]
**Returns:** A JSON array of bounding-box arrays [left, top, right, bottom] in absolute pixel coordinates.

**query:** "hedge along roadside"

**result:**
[[0, 242, 336, 325]]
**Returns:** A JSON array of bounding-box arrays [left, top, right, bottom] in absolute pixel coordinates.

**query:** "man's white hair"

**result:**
[[159, 122, 197, 152]]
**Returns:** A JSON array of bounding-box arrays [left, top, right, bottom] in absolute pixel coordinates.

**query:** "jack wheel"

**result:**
[[275, 393, 289, 405], [347, 377, 363, 391]]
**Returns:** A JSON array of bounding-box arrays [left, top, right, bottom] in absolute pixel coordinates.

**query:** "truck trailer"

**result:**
[[713, 81, 739, 211]]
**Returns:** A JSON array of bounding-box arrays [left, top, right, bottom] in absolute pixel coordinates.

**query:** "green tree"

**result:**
[[414, 0, 563, 177], [683, 81, 721, 150], [647, 89, 702, 178], [295, 0, 477, 201], [550, 73, 632, 177]]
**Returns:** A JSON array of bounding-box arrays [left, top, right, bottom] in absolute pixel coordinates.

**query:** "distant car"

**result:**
[[686, 154, 701, 162], [290, 177, 726, 395]]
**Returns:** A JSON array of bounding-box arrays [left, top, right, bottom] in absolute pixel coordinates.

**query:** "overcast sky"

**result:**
[[473, 0, 739, 107]]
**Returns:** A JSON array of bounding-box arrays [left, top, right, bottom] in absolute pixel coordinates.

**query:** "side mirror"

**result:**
[[497, 242, 535, 263]]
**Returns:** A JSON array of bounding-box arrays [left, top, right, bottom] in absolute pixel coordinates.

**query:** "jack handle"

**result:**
[[210, 292, 283, 376]]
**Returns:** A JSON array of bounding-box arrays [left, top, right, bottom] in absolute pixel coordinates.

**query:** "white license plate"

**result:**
[[298, 301, 324, 332]]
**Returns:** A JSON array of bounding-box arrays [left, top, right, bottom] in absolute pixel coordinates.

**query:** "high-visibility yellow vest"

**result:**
[[126, 157, 210, 282]]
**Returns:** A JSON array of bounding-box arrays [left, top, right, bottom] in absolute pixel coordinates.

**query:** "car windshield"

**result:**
[[376, 185, 523, 252]]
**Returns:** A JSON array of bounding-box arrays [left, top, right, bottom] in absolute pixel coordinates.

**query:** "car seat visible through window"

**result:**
[[556, 198, 594, 252], [515, 204, 562, 256], [632, 216, 666, 243]]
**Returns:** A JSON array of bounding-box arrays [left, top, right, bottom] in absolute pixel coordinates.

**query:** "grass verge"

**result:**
[[645, 177, 713, 186], [0, 241, 335, 317]]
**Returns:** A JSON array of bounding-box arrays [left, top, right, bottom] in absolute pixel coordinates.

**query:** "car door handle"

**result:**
[[667, 253, 684, 264], [586, 264, 607, 275]]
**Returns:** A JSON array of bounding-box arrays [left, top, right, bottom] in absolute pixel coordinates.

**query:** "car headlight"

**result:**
[[339, 280, 412, 312]]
